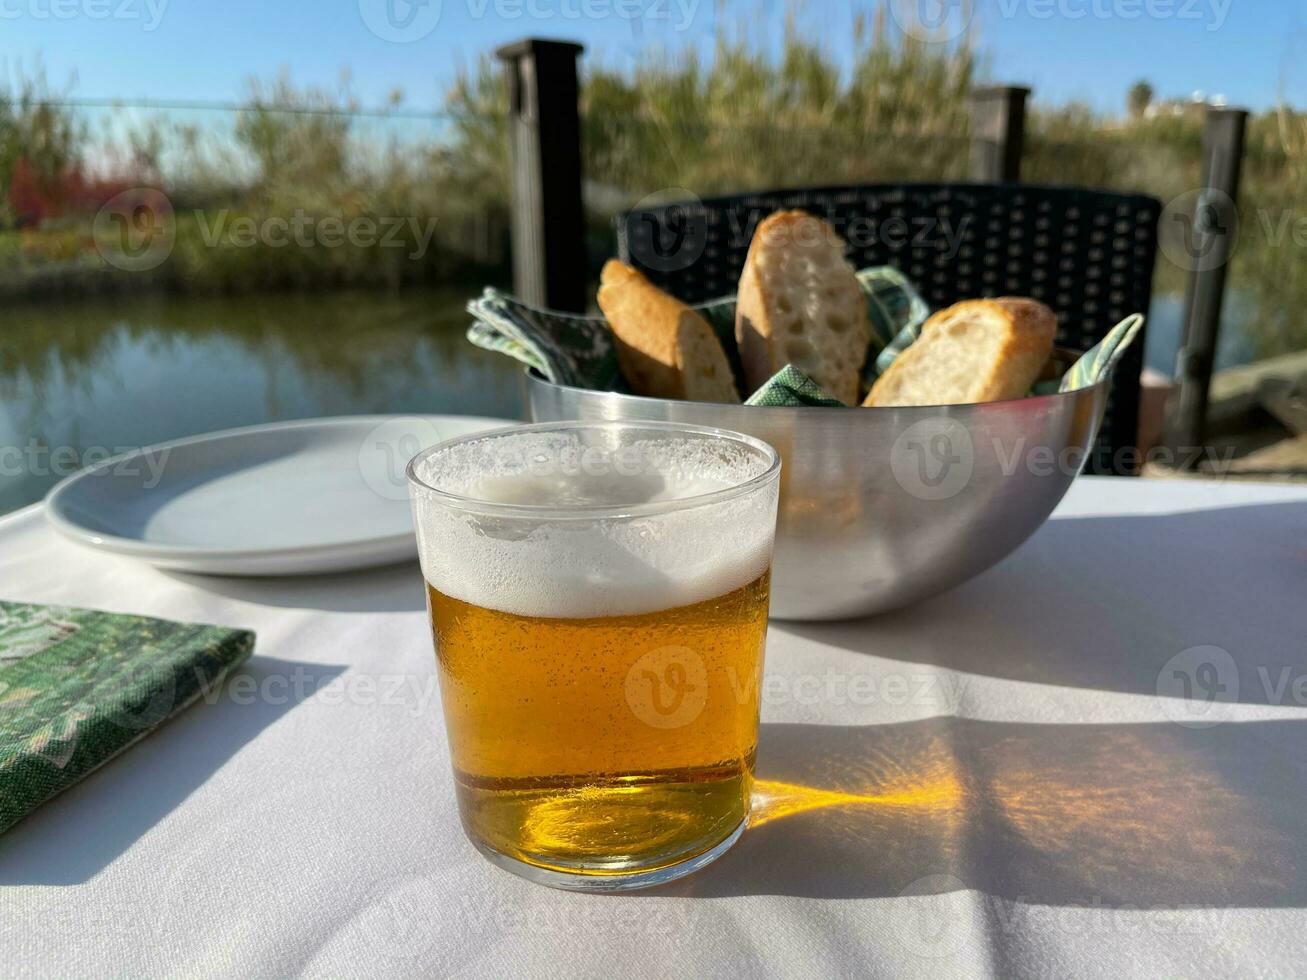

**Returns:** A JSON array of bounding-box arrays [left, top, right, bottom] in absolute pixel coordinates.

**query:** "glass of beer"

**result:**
[[407, 420, 780, 891]]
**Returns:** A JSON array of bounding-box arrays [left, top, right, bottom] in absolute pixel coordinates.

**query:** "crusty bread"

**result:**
[[596, 260, 740, 403], [735, 210, 871, 405], [863, 298, 1057, 407]]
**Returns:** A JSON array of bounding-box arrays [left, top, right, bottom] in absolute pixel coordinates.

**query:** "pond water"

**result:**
[[0, 286, 1262, 516], [0, 289, 525, 515], [1143, 291, 1261, 378]]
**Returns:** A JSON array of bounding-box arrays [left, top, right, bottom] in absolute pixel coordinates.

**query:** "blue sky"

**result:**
[[1, 0, 1303, 113]]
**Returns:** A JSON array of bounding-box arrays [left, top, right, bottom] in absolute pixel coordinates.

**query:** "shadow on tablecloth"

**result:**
[[165, 561, 428, 614], [670, 501, 1307, 907], [0, 655, 344, 886], [671, 716, 1307, 908], [784, 501, 1307, 705]]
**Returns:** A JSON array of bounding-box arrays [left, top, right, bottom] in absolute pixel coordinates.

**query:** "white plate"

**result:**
[[44, 414, 516, 575]]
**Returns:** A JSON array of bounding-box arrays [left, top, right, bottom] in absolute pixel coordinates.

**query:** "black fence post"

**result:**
[[1165, 106, 1247, 458], [969, 86, 1030, 182], [495, 39, 587, 313]]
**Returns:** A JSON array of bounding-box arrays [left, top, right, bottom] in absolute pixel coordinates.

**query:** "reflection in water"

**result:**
[[700, 718, 1307, 906], [1144, 290, 1259, 377], [0, 289, 524, 512]]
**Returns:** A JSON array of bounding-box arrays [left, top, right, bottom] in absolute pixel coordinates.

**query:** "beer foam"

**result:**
[[410, 429, 778, 618]]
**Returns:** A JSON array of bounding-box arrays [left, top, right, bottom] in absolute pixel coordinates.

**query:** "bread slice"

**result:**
[[596, 260, 740, 403], [735, 210, 871, 405], [863, 298, 1057, 407]]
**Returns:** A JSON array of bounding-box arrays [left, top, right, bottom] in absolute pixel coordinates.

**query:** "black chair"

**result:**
[[618, 183, 1160, 475]]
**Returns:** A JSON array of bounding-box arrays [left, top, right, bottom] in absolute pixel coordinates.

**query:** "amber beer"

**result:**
[[407, 421, 780, 889], [427, 570, 769, 875]]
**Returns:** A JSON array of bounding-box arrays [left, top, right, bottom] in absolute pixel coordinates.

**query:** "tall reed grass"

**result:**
[[1, 8, 1303, 355]]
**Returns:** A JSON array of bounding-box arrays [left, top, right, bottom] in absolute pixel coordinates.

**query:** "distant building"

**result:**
[[1143, 93, 1228, 120]]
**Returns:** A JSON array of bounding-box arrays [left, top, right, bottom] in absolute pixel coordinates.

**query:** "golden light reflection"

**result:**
[[751, 776, 965, 828], [733, 720, 1304, 905]]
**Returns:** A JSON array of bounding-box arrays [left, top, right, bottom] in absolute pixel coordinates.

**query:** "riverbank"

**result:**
[[0, 208, 510, 300]]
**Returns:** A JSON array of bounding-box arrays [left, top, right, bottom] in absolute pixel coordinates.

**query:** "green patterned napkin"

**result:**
[[1055, 313, 1145, 393], [467, 269, 1143, 405], [467, 294, 623, 391], [744, 365, 846, 407], [0, 601, 254, 835]]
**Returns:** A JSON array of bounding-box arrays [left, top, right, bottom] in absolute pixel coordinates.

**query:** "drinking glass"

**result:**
[[407, 420, 780, 890]]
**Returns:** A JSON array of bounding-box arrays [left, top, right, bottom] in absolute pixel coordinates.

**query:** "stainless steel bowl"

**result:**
[[527, 351, 1109, 620]]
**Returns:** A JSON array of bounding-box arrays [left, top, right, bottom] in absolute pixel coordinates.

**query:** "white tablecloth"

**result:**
[[3, 476, 1306, 978]]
